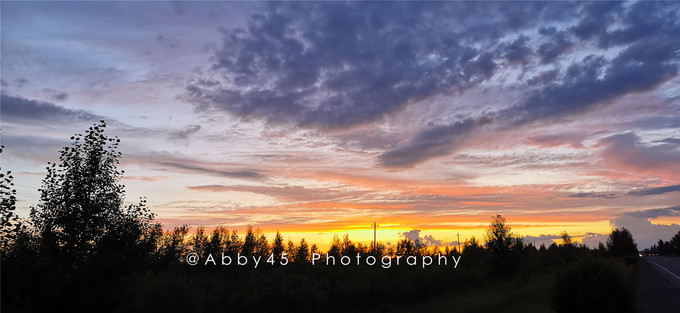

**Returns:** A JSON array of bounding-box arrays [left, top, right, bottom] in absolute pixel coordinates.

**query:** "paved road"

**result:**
[[636, 256, 680, 313]]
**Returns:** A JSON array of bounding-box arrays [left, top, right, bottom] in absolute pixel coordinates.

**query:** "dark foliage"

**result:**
[[606, 227, 638, 258], [1, 142, 24, 252], [551, 258, 634, 313], [29, 121, 156, 265]]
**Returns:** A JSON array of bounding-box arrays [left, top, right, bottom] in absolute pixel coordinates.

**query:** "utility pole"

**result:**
[[457, 233, 461, 254], [373, 222, 378, 252]]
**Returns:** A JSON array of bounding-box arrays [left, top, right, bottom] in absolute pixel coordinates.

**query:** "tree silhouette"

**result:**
[[272, 231, 284, 263], [670, 230, 680, 256], [0, 143, 23, 252], [606, 227, 638, 258], [226, 229, 242, 256], [205, 226, 229, 258], [341, 233, 357, 256], [285, 239, 296, 262], [328, 234, 342, 257], [255, 230, 269, 258], [189, 226, 208, 258], [159, 225, 189, 263], [485, 215, 523, 276], [559, 231, 573, 246], [29, 121, 155, 263], [296, 238, 309, 263], [485, 215, 516, 254], [241, 226, 256, 257]]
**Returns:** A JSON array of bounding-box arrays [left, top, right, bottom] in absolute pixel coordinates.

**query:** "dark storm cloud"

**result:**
[[0, 94, 103, 123], [381, 1, 679, 168], [537, 29, 573, 64], [502, 18, 679, 126], [569, 1, 622, 41], [502, 35, 533, 65], [188, 1, 680, 168], [600, 1, 680, 48], [187, 2, 577, 130], [623, 206, 680, 219], [627, 185, 680, 197]]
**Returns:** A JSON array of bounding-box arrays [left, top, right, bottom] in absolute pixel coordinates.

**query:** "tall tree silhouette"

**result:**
[[272, 231, 284, 263], [241, 226, 256, 257], [205, 226, 229, 258], [190, 226, 208, 257], [485, 215, 515, 254], [485, 215, 523, 276], [29, 121, 155, 263], [606, 227, 638, 258], [296, 238, 309, 263], [255, 231, 269, 258]]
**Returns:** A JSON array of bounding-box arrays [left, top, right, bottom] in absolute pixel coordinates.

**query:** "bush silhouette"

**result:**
[[551, 258, 634, 313]]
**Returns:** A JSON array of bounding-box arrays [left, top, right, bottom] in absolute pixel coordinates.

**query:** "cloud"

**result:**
[[627, 185, 680, 196], [169, 125, 202, 140], [600, 132, 680, 179], [378, 117, 488, 168], [568, 192, 617, 199], [157, 161, 263, 180], [185, 2, 579, 131], [502, 35, 533, 65], [622, 206, 680, 219], [504, 44, 678, 125], [401, 229, 423, 243], [400, 229, 458, 247], [183, 2, 680, 168], [655, 138, 680, 145], [41, 88, 69, 101], [612, 215, 680, 249], [523, 234, 561, 247], [567, 184, 680, 199], [599, 1, 680, 48], [569, 2, 622, 41], [186, 184, 371, 202], [526, 133, 586, 149], [0, 94, 104, 123], [582, 232, 609, 249], [13, 78, 28, 88], [537, 28, 573, 64]]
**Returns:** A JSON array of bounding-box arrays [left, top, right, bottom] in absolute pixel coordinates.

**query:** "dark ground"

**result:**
[[636, 256, 680, 313]]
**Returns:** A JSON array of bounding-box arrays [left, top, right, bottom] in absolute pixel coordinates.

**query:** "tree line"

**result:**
[[2, 121, 678, 313]]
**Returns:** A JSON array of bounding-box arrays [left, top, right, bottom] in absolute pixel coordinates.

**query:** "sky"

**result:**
[[1, 1, 679, 250]]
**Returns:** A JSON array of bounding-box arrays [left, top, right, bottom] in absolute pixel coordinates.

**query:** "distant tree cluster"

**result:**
[[647, 231, 680, 256]]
